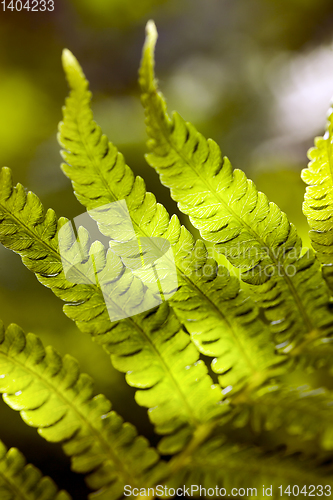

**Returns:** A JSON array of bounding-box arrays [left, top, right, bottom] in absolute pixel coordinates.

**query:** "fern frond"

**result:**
[[0, 320, 168, 498], [0, 167, 224, 454], [302, 105, 333, 291], [139, 20, 333, 352], [167, 436, 333, 497], [232, 384, 333, 451], [0, 439, 70, 500], [58, 48, 283, 395]]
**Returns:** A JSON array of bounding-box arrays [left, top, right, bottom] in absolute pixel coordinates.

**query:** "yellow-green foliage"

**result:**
[[302, 106, 333, 292], [0, 20, 333, 500], [0, 438, 71, 500]]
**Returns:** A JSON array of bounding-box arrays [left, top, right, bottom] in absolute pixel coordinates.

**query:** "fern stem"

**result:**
[[167, 421, 218, 474]]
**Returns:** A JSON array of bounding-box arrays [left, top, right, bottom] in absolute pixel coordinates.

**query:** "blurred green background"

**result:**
[[1, 0, 333, 496]]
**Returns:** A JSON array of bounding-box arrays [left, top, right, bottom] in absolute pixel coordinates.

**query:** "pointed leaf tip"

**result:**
[[146, 20, 158, 43], [62, 49, 77, 70], [61, 49, 86, 89], [140, 21, 158, 94]]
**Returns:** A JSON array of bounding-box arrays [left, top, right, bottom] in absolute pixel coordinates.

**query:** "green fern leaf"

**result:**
[[232, 384, 333, 451], [302, 105, 333, 291], [139, 20, 333, 352], [58, 48, 283, 395], [167, 436, 333, 496], [0, 439, 71, 500], [0, 167, 224, 454], [0, 320, 168, 498]]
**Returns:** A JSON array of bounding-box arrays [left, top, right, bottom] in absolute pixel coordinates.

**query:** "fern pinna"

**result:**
[[0, 20, 333, 500]]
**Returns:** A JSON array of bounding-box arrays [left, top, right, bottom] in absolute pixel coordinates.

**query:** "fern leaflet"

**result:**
[[166, 436, 333, 497], [302, 105, 333, 292], [231, 384, 333, 451], [0, 320, 168, 499], [0, 167, 224, 454], [0, 439, 71, 500], [58, 48, 283, 396], [139, 20, 333, 352]]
